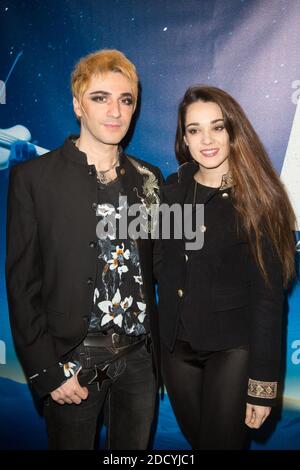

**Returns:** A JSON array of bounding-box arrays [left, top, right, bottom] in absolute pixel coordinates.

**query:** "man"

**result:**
[[6, 49, 163, 450]]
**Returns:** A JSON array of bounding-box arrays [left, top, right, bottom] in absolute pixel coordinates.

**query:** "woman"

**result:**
[[157, 86, 296, 449]]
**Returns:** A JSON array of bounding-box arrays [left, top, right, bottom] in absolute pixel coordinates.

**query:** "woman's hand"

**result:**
[[245, 403, 271, 428]]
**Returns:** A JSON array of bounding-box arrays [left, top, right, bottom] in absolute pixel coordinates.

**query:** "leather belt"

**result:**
[[83, 330, 146, 349], [78, 338, 147, 390]]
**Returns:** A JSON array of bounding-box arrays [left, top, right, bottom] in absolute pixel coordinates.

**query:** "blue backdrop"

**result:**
[[1, 0, 300, 449]]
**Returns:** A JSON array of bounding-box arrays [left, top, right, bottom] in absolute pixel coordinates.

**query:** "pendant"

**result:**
[[97, 171, 107, 184]]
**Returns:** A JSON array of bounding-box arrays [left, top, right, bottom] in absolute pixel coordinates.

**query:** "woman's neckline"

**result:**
[[193, 177, 219, 190]]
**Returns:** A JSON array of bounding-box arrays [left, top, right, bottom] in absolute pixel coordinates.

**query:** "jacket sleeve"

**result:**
[[247, 235, 285, 406], [5, 165, 77, 397]]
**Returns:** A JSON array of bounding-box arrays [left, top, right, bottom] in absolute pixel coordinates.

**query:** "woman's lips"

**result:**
[[200, 148, 219, 157]]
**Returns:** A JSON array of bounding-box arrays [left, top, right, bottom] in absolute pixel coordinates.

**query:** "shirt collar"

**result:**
[[177, 159, 233, 191], [61, 135, 126, 169]]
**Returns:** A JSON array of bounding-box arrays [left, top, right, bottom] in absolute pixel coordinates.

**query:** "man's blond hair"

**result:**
[[71, 49, 138, 104]]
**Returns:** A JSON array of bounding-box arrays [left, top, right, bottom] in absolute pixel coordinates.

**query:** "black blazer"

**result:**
[[156, 162, 284, 406], [6, 137, 163, 397]]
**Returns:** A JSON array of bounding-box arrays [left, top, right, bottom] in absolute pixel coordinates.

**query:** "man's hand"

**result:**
[[51, 369, 89, 405], [245, 403, 271, 428]]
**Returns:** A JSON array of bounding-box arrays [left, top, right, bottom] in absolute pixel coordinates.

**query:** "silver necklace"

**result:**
[[193, 170, 233, 204], [96, 158, 119, 184]]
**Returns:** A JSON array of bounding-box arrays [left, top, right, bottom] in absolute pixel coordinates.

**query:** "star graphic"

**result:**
[[88, 363, 111, 391]]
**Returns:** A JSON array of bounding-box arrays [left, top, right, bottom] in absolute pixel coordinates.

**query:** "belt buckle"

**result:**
[[111, 332, 119, 348]]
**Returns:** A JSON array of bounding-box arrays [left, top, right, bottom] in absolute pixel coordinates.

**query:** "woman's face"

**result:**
[[184, 100, 230, 172]]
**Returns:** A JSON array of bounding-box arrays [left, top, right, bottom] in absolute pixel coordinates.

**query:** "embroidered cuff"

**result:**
[[248, 378, 277, 399]]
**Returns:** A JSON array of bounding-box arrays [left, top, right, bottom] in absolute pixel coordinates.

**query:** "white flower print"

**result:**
[[114, 314, 123, 328], [96, 203, 115, 217], [117, 265, 129, 276], [137, 301, 146, 323], [90, 224, 148, 334], [61, 361, 80, 378], [93, 287, 100, 304], [98, 288, 133, 327], [121, 296, 133, 311], [134, 275, 143, 285], [108, 243, 130, 278]]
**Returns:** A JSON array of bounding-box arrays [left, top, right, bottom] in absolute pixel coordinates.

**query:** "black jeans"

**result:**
[[161, 340, 249, 450], [44, 341, 156, 450]]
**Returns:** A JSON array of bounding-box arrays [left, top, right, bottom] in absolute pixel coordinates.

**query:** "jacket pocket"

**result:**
[[45, 307, 71, 339], [212, 285, 250, 312]]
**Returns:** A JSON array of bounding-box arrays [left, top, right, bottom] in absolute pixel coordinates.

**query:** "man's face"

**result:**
[[73, 72, 135, 146]]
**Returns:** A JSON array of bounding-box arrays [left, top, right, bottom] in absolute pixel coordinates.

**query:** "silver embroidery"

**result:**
[[219, 170, 233, 190], [127, 157, 160, 234]]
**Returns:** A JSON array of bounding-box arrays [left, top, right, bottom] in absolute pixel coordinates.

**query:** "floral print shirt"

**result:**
[[88, 177, 149, 336]]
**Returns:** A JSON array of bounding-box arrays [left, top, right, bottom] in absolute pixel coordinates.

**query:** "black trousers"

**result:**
[[44, 341, 156, 450], [161, 340, 249, 449]]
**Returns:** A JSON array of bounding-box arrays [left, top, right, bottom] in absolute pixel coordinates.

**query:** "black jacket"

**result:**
[[156, 161, 284, 406], [6, 137, 163, 397]]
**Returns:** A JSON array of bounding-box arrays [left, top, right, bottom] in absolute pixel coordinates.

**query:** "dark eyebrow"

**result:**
[[89, 90, 110, 96], [88, 90, 133, 97], [186, 118, 224, 128]]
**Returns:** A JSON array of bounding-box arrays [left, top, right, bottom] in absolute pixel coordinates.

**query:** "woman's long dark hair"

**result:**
[[175, 85, 296, 287]]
